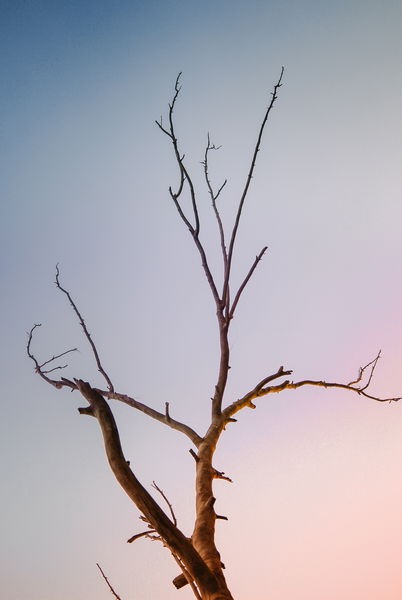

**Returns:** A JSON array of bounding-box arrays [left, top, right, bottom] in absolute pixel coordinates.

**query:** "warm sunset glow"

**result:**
[[2, 1, 402, 599]]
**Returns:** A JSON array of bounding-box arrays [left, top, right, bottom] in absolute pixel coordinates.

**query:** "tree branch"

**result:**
[[96, 563, 123, 600], [156, 73, 200, 235], [202, 134, 228, 271], [168, 75, 200, 237], [27, 309, 203, 447], [213, 469, 233, 483], [127, 528, 157, 543], [157, 75, 222, 311], [102, 390, 203, 446], [38, 347, 78, 369], [152, 481, 177, 527], [222, 67, 284, 310], [223, 356, 401, 419], [223, 365, 292, 417], [347, 351, 381, 390], [27, 324, 68, 390], [55, 265, 114, 392], [171, 553, 203, 599], [228, 246, 268, 320], [280, 378, 402, 403]]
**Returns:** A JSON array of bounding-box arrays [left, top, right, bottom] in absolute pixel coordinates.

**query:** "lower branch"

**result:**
[[224, 355, 401, 418], [280, 378, 402, 403], [27, 323, 202, 446]]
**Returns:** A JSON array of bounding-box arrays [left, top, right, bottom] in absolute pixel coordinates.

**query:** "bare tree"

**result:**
[[27, 70, 401, 600]]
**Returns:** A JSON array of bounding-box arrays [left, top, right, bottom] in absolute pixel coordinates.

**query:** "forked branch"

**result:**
[[156, 76, 222, 311], [224, 353, 401, 419], [27, 318, 202, 447], [157, 72, 286, 422], [26, 324, 74, 390], [155, 73, 200, 236], [347, 351, 381, 390]]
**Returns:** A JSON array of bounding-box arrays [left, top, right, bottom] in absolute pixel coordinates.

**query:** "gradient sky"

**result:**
[[2, 1, 402, 599]]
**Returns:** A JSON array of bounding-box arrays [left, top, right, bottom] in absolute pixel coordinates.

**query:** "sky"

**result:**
[[1, 0, 402, 598]]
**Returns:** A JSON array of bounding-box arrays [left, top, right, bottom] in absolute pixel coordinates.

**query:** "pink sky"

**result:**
[[2, 1, 402, 598]]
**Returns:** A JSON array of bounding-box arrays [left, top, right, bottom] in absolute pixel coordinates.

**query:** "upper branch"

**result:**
[[155, 73, 200, 235], [222, 67, 284, 310], [169, 74, 200, 236], [96, 564, 123, 600], [55, 265, 114, 392], [157, 75, 222, 310], [202, 134, 228, 271], [228, 246, 268, 320]]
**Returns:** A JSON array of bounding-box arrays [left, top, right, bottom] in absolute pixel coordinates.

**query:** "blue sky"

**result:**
[[2, 1, 402, 599]]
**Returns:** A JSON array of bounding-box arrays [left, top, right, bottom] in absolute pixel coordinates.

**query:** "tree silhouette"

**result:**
[[27, 69, 401, 600]]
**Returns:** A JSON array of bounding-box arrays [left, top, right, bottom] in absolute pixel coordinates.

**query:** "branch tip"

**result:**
[[54, 267, 114, 392], [96, 563, 123, 600]]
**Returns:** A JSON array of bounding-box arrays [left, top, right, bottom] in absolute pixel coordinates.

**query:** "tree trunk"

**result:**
[[75, 380, 234, 600]]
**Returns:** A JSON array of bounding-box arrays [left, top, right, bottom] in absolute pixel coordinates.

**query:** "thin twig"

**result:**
[[96, 563, 123, 600], [222, 67, 284, 311], [169, 74, 200, 236], [203, 134, 228, 270], [156, 73, 200, 235], [152, 481, 177, 526], [157, 76, 222, 310], [283, 377, 402, 402], [41, 364, 68, 374], [127, 529, 157, 543], [171, 552, 202, 600], [348, 351, 381, 389], [229, 246, 268, 319], [39, 347, 78, 369], [55, 265, 114, 392], [27, 324, 66, 390], [224, 357, 402, 419]]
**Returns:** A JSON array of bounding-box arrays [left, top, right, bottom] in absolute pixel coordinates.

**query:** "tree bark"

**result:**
[[75, 379, 233, 600]]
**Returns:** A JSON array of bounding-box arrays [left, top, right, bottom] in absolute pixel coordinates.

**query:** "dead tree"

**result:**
[[27, 70, 401, 600]]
